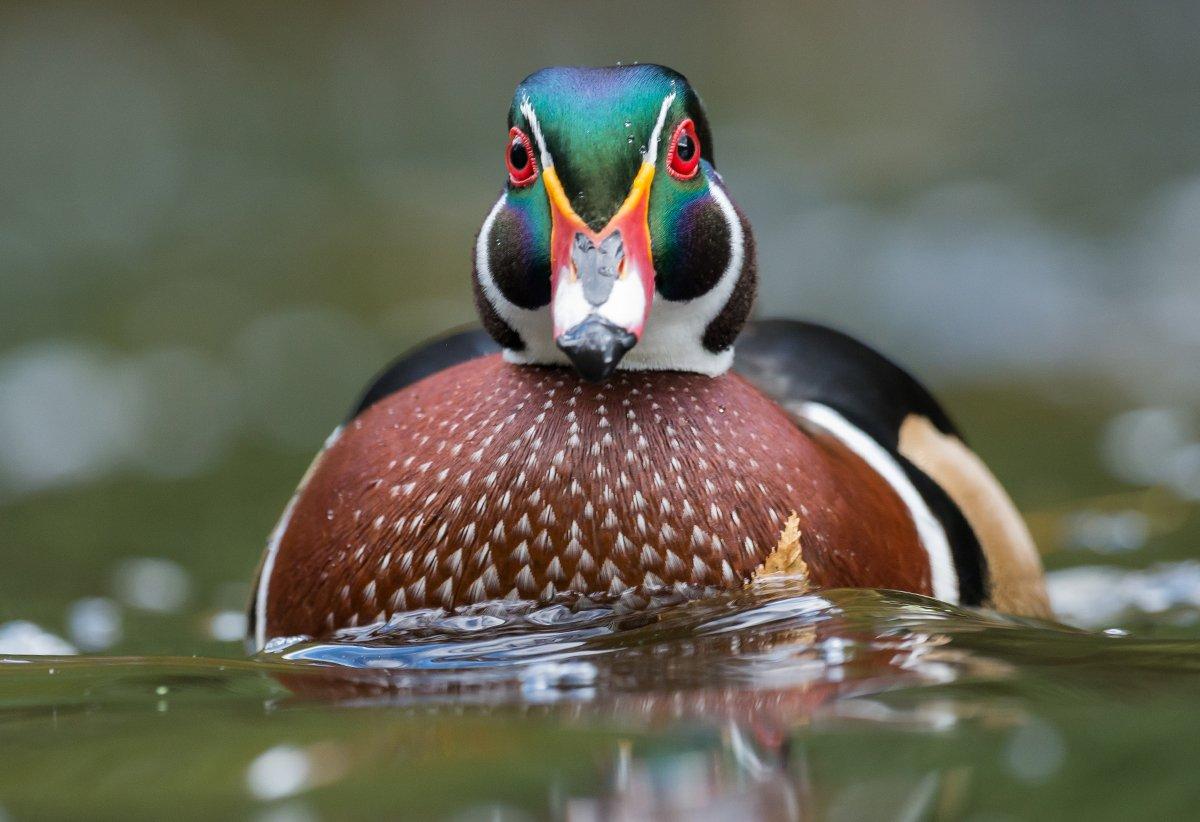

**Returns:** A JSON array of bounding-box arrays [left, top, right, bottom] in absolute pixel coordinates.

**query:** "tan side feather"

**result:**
[[899, 415, 1052, 618]]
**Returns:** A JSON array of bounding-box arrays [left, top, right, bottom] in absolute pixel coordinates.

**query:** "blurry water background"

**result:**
[[2, 3, 1200, 818]]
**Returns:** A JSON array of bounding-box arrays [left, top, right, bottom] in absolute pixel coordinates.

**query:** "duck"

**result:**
[[249, 64, 1050, 649]]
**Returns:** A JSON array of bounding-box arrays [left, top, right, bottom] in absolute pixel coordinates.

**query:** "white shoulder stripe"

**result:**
[[793, 402, 960, 604], [252, 425, 343, 650]]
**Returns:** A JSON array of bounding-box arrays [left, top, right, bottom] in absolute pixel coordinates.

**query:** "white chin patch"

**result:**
[[552, 266, 647, 338]]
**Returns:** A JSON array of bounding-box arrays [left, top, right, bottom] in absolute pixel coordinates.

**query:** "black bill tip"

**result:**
[[556, 315, 637, 382]]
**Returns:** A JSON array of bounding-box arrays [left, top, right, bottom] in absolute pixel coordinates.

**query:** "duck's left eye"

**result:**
[[668, 119, 701, 180], [506, 127, 538, 186]]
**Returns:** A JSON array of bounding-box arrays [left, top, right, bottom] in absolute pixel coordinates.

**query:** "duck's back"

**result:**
[[256, 354, 939, 641]]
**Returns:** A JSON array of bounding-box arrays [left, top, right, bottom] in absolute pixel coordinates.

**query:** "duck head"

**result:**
[[473, 64, 756, 382]]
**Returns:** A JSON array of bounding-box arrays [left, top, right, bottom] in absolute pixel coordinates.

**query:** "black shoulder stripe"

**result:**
[[349, 327, 500, 421], [735, 319, 958, 450], [899, 455, 989, 605]]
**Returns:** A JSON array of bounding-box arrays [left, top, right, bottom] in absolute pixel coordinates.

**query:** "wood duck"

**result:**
[[249, 65, 1050, 649]]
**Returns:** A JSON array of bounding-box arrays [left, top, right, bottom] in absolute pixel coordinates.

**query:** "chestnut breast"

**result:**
[[261, 355, 930, 639]]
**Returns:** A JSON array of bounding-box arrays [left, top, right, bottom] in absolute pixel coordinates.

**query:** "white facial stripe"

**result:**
[[519, 96, 553, 169], [475, 192, 563, 365], [645, 92, 677, 166], [620, 176, 743, 376], [793, 402, 961, 605], [474, 194, 518, 328]]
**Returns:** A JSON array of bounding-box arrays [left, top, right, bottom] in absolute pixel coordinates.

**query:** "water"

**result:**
[[3, 582, 1200, 819]]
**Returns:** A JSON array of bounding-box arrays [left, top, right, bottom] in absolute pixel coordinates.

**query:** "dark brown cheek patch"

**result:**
[[264, 356, 930, 639], [471, 273, 525, 351], [703, 207, 756, 353]]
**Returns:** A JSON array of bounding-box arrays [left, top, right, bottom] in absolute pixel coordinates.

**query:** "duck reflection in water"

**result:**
[[260, 586, 1034, 820]]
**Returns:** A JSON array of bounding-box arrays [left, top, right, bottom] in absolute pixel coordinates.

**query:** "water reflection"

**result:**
[[5, 585, 1200, 818], [248, 586, 1085, 818], [256, 589, 1009, 812]]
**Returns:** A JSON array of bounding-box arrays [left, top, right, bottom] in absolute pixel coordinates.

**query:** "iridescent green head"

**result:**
[[473, 64, 756, 381]]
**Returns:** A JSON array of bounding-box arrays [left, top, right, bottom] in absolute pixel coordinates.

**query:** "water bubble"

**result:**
[[0, 341, 240, 496], [1047, 561, 1200, 627], [209, 610, 248, 642], [1062, 509, 1149, 553], [0, 342, 138, 495], [112, 557, 191, 613], [0, 621, 77, 655], [1165, 442, 1200, 500], [66, 597, 122, 651], [1004, 719, 1066, 782], [246, 745, 312, 801], [1101, 407, 1193, 486]]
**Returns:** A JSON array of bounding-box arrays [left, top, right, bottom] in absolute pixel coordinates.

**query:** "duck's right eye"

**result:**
[[667, 119, 701, 180], [506, 127, 538, 187]]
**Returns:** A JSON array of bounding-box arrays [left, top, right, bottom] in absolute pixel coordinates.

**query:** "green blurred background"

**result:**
[[3, 1, 1200, 656]]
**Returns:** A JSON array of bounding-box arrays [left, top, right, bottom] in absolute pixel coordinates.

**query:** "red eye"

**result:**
[[667, 118, 701, 180], [506, 127, 538, 186]]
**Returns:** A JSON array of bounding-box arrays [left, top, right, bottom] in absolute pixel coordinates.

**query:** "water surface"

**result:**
[[4, 583, 1200, 820]]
